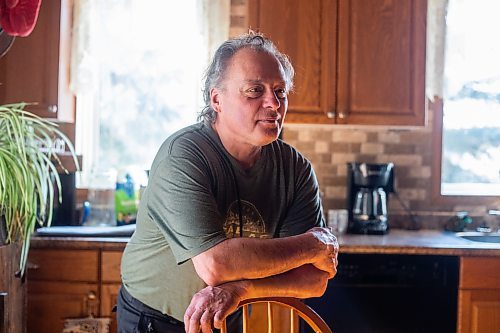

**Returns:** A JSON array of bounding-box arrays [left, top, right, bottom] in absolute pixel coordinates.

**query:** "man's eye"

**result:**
[[247, 87, 264, 96], [275, 89, 287, 99]]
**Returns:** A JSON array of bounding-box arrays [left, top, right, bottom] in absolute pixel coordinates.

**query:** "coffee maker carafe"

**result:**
[[347, 162, 394, 234]]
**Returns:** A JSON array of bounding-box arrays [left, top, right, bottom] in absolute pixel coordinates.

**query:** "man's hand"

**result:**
[[183, 284, 245, 333], [307, 227, 339, 278]]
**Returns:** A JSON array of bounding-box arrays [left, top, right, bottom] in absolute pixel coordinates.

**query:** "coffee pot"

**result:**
[[347, 162, 394, 234]]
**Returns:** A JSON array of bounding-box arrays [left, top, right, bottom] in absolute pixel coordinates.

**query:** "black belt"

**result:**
[[118, 285, 184, 332], [118, 285, 242, 333]]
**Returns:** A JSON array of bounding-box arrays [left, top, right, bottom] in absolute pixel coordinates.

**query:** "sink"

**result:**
[[35, 224, 136, 237], [455, 231, 500, 243]]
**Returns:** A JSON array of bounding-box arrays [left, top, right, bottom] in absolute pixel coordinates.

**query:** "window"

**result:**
[[73, 0, 228, 186], [439, 0, 500, 196]]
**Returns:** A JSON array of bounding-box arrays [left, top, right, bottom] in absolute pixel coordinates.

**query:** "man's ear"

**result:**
[[210, 88, 221, 113]]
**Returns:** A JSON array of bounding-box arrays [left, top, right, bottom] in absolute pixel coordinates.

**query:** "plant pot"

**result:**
[[0, 242, 27, 333]]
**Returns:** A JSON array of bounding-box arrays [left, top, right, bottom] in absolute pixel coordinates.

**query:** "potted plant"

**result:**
[[0, 102, 78, 277]]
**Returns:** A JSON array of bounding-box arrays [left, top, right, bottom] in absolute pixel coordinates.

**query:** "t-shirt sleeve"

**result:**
[[278, 154, 325, 237], [146, 139, 227, 264]]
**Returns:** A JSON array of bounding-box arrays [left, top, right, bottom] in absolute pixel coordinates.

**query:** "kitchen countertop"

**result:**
[[337, 229, 500, 256], [30, 229, 500, 256], [30, 235, 130, 251]]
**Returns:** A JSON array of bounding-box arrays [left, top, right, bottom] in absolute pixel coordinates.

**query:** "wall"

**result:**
[[229, 0, 500, 230], [284, 107, 458, 230]]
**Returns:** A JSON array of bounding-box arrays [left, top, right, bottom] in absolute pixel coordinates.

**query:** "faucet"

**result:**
[[487, 209, 500, 233], [489, 209, 500, 216]]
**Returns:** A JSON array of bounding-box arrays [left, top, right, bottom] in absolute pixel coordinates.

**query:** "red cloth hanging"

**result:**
[[0, 0, 42, 37]]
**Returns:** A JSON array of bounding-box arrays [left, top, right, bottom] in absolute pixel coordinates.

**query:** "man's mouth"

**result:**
[[258, 119, 280, 127]]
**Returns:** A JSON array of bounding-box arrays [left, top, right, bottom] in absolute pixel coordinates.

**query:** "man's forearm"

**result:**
[[226, 264, 331, 300], [192, 229, 337, 286], [192, 234, 312, 285], [183, 264, 335, 332]]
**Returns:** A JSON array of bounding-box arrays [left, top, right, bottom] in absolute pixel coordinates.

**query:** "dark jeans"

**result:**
[[116, 285, 242, 333]]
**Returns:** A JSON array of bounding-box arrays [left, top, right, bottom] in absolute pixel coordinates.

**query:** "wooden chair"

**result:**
[[221, 297, 332, 333]]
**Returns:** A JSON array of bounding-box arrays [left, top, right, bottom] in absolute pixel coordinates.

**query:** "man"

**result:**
[[117, 31, 338, 333]]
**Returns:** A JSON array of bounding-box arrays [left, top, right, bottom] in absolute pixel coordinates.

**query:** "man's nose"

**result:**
[[262, 90, 280, 110]]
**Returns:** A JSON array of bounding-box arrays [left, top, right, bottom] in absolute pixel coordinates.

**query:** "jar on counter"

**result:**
[[84, 168, 117, 227]]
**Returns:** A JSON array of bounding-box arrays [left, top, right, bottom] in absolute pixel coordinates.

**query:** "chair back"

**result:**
[[220, 297, 332, 333]]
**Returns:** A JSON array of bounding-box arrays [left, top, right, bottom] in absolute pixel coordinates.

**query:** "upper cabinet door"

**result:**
[[248, 0, 337, 124], [248, 0, 427, 126], [0, 0, 75, 122], [336, 0, 427, 126]]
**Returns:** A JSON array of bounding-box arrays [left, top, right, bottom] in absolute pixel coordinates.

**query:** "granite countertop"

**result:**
[[31, 229, 500, 256]]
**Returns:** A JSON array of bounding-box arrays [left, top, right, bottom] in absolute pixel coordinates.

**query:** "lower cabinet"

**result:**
[[27, 245, 500, 333], [101, 251, 123, 333], [458, 257, 500, 333], [28, 281, 99, 333], [27, 247, 124, 333], [0, 243, 27, 333], [101, 284, 121, 333]]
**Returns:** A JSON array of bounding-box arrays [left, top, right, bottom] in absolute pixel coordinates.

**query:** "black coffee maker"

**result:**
[[347, 162, 394, 234]]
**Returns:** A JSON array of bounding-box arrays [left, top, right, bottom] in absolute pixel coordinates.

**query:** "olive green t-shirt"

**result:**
[[120, 121, 324, 321]]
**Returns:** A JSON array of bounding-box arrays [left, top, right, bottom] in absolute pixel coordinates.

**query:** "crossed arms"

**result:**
[[184, 227, 339, 333]]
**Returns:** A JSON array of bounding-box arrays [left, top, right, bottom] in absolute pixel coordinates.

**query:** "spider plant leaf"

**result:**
[[0, 103, 79, 276]]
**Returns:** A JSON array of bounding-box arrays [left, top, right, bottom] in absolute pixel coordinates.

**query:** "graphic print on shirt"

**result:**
[[224, 200, 269, 238]]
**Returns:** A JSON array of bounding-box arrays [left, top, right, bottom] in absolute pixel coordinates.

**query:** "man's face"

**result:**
[[211, 48, 289, 148]]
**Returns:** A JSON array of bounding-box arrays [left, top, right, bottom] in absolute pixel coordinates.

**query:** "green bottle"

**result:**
[[115, 170, 138, 226]]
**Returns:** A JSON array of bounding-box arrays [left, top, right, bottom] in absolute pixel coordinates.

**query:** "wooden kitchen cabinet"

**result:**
[[458, 257, 500, 333], [0, 0, 75, 121], [248, 0, 427, 126], [101, 251, 123, 333], [27, 248, 124, 333], [27, 249, 99, 333], [28, 281, 99, 333], [248, 0, 335, 124], [101, 284, 121, 333]]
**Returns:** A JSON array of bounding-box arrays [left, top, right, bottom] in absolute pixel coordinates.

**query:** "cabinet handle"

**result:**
[[26, 261, 39, 270], [326, 111, 336, 119], [85, 291, 99, 317], [47, 105, 58, 113], [337, 110, 346, 119], [1, 292, 7, 333]]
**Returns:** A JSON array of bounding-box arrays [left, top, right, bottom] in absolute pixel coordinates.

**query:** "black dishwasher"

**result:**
[[304, 253, 459, 333]]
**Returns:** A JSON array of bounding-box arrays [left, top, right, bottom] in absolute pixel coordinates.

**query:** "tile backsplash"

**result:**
[[283, 115, 499, 231]]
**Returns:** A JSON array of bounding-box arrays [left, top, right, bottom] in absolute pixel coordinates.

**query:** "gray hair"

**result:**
[[198, 31, 295, 123]]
